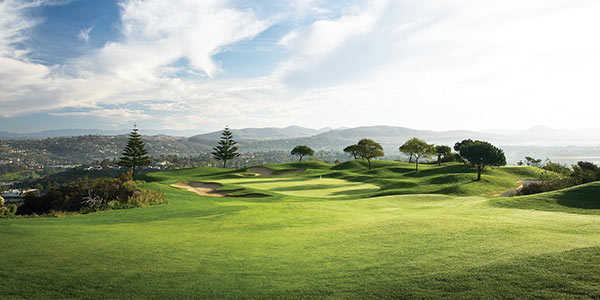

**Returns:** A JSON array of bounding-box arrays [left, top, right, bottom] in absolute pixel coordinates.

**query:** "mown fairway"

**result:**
[[2, 161, 600, 299]]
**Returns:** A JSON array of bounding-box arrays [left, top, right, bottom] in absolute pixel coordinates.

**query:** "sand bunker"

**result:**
[[171, 182, 226, 197], [171, 182, 270, 198], [247, 167, 304, 177]]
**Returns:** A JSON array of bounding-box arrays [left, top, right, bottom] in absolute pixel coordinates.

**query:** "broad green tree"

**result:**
[[291, 145, 314, 162], [343, 144, 361, 159], [435, 145, 452, 166], [211, 127, 240, 168], [458, 140, 506, 180], [118, 126, 150, 177], [357, 139, 384, 170], [400, 138, 435, 172]]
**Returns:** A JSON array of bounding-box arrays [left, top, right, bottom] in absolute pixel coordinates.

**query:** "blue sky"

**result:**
[[1, 0, 600, 134]]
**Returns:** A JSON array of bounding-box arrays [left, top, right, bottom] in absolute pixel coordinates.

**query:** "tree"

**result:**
[[357, 139, 384, 170], [454, 139, 474, 152], [291, 145, 314, 162], [211, 127, 240, 168], [571, 161, 599, 184], [118, 126, 150, 178], [525, 156, 542, 167], [458, 140, 506, 181], [399, 138, 435, 172], [343, 144, 361, 159], [435, 145, 452, 166]]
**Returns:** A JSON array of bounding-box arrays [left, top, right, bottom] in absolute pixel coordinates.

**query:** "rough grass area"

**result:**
[[1, 160, 599, 299]]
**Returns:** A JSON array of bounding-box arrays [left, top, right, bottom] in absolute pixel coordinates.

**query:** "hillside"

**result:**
[[2, 161, 600, 298], [189, 125, 329, 142], [492, 182, 600, 214], [2, 126, 600, 167]]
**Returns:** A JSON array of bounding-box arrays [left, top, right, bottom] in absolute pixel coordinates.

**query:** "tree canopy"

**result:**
[[457, 140, 506, 180], [291, 145, 314, 161], [357, 139, 384, 170], [211, 127, 240, 168], [343, 144, 361, 159], [118, 126, 150, 177], [399, 138, 435, 172], [525, 156, 542, 167], [435, 145, 452, 166]]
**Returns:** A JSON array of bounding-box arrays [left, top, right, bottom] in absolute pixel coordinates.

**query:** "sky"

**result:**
[[1, 0, 600, 134]]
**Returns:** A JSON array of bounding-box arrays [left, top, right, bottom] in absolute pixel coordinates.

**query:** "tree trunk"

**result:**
[[299, 155, 303, 162], [438, 155, 441, 166], [367, 159, 371, 170], [223, 160, 227, 168], [477, 165, 482, 181], [131, 166, 135, 178], [415, 158, 419, 172], [409, 154, 413, 163]]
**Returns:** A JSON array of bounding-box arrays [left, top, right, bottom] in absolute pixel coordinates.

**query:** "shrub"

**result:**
[[7, 204, 17, 216], [542, 161, 572, 176], [518, 178, 578, 196], [572, 161, 600, 184], [0, 203, 17, 217], [127, 188, 166, 207], [18, 173, 167, 215]]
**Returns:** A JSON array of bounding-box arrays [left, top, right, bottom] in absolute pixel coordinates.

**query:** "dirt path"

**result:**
[[247, 167, 304, 176]]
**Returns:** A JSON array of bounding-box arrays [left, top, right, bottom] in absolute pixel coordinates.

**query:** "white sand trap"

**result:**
[[247, 167, 304, 177], [171, 182, 224, 197]]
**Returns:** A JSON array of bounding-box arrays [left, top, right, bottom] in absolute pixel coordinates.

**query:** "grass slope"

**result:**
[[493, 182, 600, 215], [1, 161, 599, 299]]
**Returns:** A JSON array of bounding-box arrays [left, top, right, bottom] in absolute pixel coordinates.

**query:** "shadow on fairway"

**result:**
[[556, 184, 600, 209], [330, 188, 380, 196], [271, 184, 354, 192]]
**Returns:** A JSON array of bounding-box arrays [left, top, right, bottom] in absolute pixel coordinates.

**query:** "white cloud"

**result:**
[[78, 26, 93, 42], [2, 0, 600, 131], [268, 0, 600, 130], [0, 0, 274, 117], [83, 0, 271, 79]]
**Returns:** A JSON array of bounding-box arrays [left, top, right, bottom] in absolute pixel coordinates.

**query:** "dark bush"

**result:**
[[542, 161, 572, 176], [572, 161, 600, 184], [518, 178, 578, 196], [18, 171, 165, 215]]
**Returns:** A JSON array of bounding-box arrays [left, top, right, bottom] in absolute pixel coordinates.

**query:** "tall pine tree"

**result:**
[[118, 125, 150, 177], [211, 127, 240, 168]]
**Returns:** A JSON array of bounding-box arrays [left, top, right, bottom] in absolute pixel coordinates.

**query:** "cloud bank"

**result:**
[[2, 0, 600, 131]]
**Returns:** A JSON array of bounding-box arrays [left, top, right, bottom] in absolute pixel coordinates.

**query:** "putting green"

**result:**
[[216, 177, 379, 198]]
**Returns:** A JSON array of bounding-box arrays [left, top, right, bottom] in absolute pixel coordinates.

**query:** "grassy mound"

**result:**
[[492, 182, 600, 215]]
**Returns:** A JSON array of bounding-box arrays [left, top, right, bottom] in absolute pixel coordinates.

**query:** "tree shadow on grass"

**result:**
[[330, 188, 380, 196], [229, 178, 313, 185], [271, 184, 352, 192]]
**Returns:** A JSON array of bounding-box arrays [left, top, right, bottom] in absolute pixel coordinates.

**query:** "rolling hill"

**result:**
[[2, 161, 600, 298]]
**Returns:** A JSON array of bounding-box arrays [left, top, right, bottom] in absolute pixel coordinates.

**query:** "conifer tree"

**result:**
[[212, 127, 240, 168], [118, 125, 150, 177]]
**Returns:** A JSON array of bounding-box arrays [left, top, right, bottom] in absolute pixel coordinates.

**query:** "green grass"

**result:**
[[1, 160, 600, 299]]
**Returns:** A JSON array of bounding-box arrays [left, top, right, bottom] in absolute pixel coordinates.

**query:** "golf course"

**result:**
[[2, 160, 600, 299]]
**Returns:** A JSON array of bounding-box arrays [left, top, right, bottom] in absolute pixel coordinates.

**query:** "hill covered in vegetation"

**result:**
[[2, 160, 600, 298]]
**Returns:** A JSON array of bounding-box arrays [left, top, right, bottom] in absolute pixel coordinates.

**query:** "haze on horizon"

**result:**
[[1, 0, 599, 133]]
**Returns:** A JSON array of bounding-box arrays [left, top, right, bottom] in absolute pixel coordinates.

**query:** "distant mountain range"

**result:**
[[0, 126, 333, 141], [1, 125, 599, 166], [2, 125, 599, 148], [189, 126, 332, 142]]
